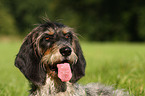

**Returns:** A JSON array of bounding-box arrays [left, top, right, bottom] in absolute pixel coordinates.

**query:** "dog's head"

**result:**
[[15, 20, 86, 85]]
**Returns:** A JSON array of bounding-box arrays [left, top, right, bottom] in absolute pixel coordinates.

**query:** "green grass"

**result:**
[[0, 41, 145, 96], [0, 41, 29, 96]]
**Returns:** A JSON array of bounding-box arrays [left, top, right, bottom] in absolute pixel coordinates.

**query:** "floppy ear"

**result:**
[[70, 38, 86, 83], [15, 32, 46, 86]]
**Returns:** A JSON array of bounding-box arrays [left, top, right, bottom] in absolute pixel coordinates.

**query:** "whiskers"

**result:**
[[41, 48, 78, 66]]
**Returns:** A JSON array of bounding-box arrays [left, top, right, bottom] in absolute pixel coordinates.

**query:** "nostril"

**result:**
[[59, 47, 72, 56]]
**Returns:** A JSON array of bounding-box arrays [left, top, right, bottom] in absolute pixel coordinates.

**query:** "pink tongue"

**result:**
[[57, 63, 72, 82]]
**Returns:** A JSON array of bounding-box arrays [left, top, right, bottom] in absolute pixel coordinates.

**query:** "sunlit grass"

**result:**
[[0, 41, 145, 96], [0, 41, 29, 96], [79, 42, 145, 96]]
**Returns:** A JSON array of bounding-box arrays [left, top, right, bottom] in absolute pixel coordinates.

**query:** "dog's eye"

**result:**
[[45, 35, 53, 41], [65, 35, 69, 39], [45, 37, 50, 40], [65, 33, 71, 39]]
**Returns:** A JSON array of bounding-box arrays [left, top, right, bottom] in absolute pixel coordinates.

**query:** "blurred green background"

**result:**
[[1, 0, 145, 41], [0, 0, 145, 96]]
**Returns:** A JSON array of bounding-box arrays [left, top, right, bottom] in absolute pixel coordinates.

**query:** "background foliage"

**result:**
[[1, 0, 145, 41]]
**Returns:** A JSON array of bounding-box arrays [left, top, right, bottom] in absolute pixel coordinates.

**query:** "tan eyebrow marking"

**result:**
[[48, 28, 55, 35], [48, 31, 54, 35], [45, 28, 55, 35], [62, 27, 73, 34]]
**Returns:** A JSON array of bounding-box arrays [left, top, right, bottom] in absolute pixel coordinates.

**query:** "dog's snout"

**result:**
[[59, 47, 72, 56]]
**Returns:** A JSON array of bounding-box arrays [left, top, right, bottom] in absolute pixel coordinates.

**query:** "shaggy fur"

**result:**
[[15, 19, 130, 96]]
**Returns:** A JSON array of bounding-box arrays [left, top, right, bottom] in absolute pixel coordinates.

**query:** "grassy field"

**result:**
[[0, 41, 145, 96]]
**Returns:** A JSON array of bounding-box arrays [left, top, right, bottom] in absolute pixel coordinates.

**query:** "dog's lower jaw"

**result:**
[[30, 75, 86, 96]]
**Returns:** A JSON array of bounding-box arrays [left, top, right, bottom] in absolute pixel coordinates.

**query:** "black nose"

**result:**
[[59, 47, 72, 56]]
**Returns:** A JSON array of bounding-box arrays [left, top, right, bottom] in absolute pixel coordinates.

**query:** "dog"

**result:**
[[15, 19, 129, 96]]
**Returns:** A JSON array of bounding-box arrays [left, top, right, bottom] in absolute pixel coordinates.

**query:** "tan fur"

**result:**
[[41, 43, 77, 66], [61, 27, 74, 34]]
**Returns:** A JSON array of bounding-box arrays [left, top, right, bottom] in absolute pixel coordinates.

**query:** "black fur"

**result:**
[[15, 33, 46, 86], [70, 40, 86, 83]]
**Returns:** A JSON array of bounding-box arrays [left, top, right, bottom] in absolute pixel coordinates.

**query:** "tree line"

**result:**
[[1, 0, 145, 41]]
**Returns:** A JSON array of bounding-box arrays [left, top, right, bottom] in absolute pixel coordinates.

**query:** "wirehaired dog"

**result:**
[[15, 19, 129, 96]]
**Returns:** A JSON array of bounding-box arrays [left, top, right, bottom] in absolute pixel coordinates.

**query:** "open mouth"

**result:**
[[48, 60, 72, 82], [48, 60, 69, 72]]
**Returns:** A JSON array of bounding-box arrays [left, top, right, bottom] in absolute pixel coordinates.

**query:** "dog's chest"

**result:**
[[33, 78, 86, 96]]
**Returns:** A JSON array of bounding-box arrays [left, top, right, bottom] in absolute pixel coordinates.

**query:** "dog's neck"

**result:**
[[30, 75, 86, 96], [43, 76, 73, 94]]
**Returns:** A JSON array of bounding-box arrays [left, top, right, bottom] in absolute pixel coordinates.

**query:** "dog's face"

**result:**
[[15, 21, 86, 85], [38, 27, 78, 80]]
